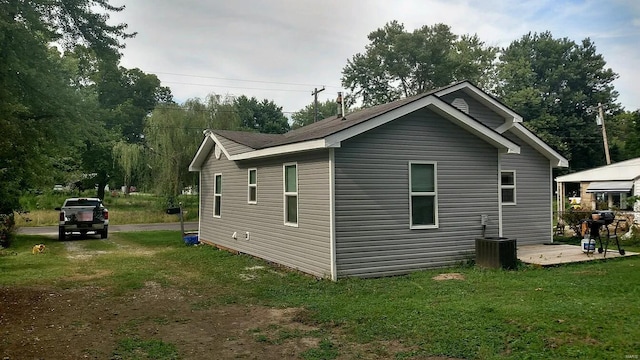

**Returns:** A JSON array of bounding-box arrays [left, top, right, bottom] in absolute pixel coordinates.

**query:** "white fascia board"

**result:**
[[436, 82, 523, 124], [210, 133, 233, 160], [325, 95, 520, 154], [495, 122, 514, 134], [229, 139, 335, 160], [428, 98, 521, 154], [188, 133, 234, 171], [510, 123, 569, 168], [188, 135, 214, 171]]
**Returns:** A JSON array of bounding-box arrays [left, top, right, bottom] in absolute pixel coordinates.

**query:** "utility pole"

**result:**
[[311, 87, 325, 122], [597, 102, 611, 165]]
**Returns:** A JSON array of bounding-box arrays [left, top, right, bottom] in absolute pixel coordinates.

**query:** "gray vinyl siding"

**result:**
[[216, 136, 254, 155], [501, 131, 553, 244], [440, 91, 506, 130], [334, 108, 500, 278], [443, 90, 554, 244], [199, 150, 332, 277]]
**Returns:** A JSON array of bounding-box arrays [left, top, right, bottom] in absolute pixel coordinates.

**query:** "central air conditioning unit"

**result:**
[[475, 237, 517, 269]]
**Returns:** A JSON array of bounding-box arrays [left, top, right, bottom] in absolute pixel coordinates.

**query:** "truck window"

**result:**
[[64, 199, 102, 207]]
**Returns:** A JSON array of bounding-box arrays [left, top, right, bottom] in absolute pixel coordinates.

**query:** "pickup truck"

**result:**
[[55, 198, 109, 240]]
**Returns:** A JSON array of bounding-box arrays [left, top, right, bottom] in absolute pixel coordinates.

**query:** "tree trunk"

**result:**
[[95, 170, 109, 200]]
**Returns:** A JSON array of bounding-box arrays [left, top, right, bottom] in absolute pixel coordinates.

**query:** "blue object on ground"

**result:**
[[183, 235, 199, 245]]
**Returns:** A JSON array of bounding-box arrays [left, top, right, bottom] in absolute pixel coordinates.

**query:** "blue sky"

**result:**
[[110, 0, 639, 114]]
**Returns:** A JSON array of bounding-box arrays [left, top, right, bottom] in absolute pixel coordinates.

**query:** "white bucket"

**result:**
[[581, 238, 596, 253]]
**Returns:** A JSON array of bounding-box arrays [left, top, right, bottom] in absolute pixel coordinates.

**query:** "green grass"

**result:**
[[301, 338, 339, 360], [112, 337, 178, 360], [0, 235, 73, 285], [3, 232, 640, 359]]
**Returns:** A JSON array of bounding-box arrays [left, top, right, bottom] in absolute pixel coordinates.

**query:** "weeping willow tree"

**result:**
[[143, 94, 240, 198], [112, 141, 144, 194]]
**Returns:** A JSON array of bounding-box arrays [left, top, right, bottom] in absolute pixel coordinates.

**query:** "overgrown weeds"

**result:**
[[15, 192, 198, 226]]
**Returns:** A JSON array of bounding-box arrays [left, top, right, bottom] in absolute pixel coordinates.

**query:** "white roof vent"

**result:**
[[452, 98, 469, 114]]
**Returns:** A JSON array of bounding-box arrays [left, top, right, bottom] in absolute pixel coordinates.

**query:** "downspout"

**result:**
[[498, 150, 503, 238], [329, 148, 337, 281], [552, 165, 558, 243], [198, 171, 203, 239]]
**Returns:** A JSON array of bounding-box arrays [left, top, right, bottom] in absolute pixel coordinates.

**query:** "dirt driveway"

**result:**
[[0, 234, 332, 360], [1, 236, 441, 360], [0, 285, 328, 359]]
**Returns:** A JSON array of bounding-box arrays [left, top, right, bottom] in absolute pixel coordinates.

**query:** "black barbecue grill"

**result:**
[[587, 211, 626, 256]]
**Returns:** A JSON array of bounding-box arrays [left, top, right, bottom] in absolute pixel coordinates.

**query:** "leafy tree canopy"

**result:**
[[0, 0, 134, 212], [341, 21, 497, 107], [291, 99, 340, 129], [143, 95, 240, 197], [496, 31, 619, 171], [97, 65, 173, 142], [234, 95, 290, 134], [609, 110, 640, 160]]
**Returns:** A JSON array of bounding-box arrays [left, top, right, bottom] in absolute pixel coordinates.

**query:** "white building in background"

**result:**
[[555, 157, 640, 219]]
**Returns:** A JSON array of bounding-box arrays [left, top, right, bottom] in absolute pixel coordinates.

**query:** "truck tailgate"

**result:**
[[76, 211, 94, 221]]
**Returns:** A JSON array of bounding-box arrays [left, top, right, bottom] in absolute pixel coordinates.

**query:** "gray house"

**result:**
[[189, 81, 568, 279]]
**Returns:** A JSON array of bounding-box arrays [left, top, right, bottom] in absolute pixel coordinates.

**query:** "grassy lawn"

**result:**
[[1, 232, 639, 359], [15, 191, 199, 226]]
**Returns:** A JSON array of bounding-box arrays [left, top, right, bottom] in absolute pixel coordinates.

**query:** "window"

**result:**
[[248, 168, 257, 204], [410, 162, 438, 228], [501, 171, 516, 205], [283, 163, 298, 226], [214, 173, 222, 217]]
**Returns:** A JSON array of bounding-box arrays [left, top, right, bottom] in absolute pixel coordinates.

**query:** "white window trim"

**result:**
[[283, 162, 299, 227], [409, 161, 438, 229], [501, 170, 517, 206], [247, 168, 257, 204], [213, 173, 222, 218]]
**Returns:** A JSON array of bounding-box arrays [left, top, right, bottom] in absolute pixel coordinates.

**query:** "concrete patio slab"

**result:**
[[518, 244, 638, 266]]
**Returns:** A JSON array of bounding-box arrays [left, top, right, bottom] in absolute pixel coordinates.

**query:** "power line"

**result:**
[[161, 81, 320, 93], [151, 71, 341, 89]]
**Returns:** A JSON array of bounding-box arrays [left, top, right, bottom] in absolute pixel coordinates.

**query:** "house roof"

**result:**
[[435, 82, 523, 124], [190, 81, 567, 170], [555, 157, 640, 183], [215, 86, 446, 150], [435, 82, 567, 167], [509, 123, 568, 167]]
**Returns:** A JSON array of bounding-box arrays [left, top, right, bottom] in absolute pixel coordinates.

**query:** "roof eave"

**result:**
[[188, 135, 215, 171], [324, 95, 520, 154], [230, 138, 337, 160], [510, 124, 568, 168], [189, 133, 236, 171], [435, 81, 523, 125]]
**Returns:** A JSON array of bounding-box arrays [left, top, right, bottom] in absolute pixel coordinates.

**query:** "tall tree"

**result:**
[[98, 66, 173, 143], [496, 32, 619, 171], [234, 96, 290, 134], [291, 99, 340, 129], [0, 0, 133, 212], [143, 95, 241, 198], [342, 21, 497, 107], [610, 110, 640, 159]]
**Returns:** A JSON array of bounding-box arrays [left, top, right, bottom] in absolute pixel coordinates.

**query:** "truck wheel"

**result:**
[[101, 226, 108, 239], [58, 227, 66, 241]]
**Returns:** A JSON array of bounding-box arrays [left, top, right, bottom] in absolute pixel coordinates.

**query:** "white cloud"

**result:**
[[109, 0, 640, 112]]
